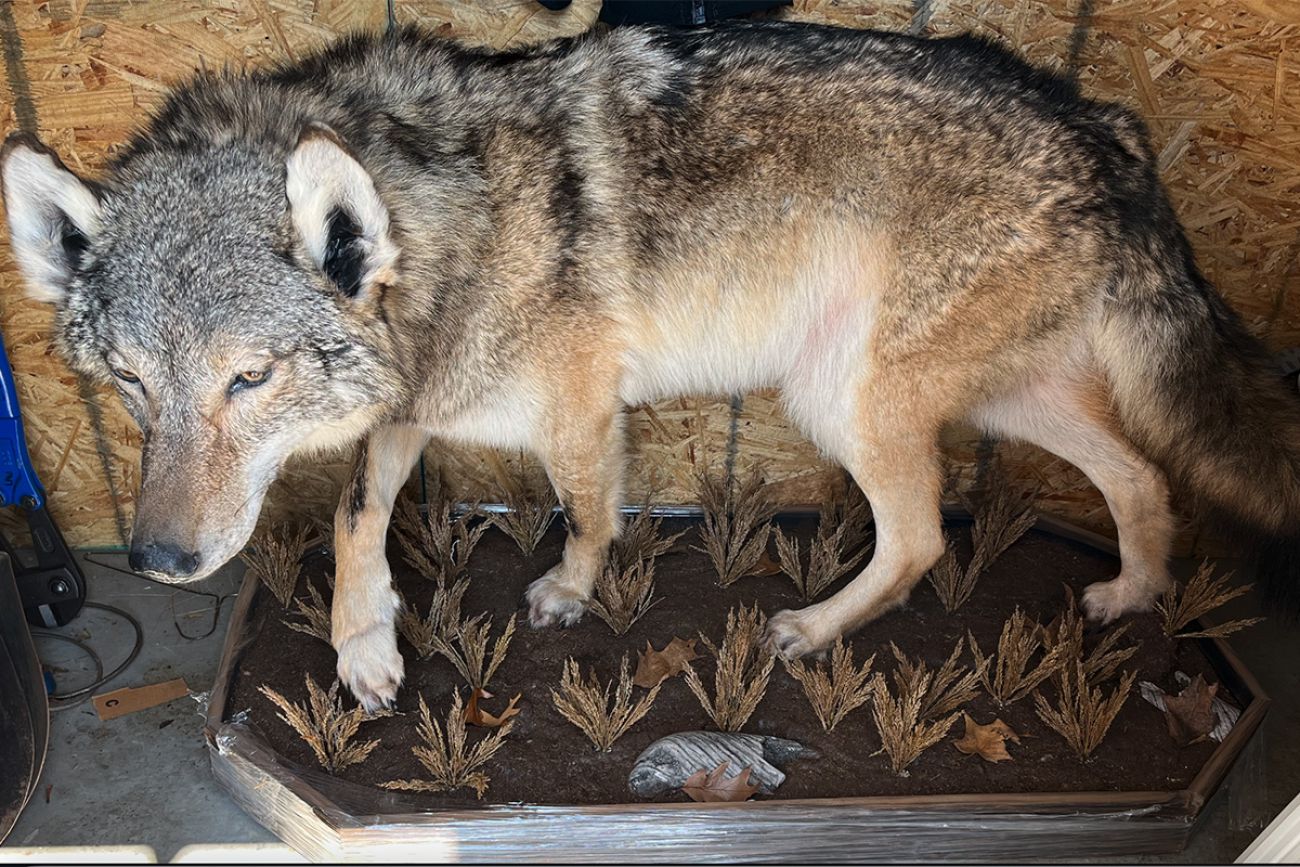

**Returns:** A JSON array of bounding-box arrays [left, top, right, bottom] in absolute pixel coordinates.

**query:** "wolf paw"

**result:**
[[1082, 577, 1155, 624], [765, 608, 834, 660], [336, 623, 404, 714], [526, 569, 588, 628]]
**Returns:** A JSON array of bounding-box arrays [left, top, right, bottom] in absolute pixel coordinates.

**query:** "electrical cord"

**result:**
[[29, 630, 104, 710], [31, 601, 143, 706], [82, 552, 233, 640]]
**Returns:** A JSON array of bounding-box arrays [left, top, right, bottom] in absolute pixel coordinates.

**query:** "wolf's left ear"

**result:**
[[286, 124, 397, 300], [1, 132, 102, 305]]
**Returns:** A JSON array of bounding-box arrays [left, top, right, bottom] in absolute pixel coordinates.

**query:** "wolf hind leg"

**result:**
[[972, 367, 1175, 622], [333, 423, 430, 712], [768, 369, 948, 658]]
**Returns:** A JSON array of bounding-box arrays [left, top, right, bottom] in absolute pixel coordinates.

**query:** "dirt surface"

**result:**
[[226, 516, 1232, 809]]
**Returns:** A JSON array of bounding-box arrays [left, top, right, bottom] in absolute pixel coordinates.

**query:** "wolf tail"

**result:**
[[1094, 206, 1300, 617]]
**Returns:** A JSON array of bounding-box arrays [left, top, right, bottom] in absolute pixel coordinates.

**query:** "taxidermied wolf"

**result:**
[[4, 21, 1297, 710]]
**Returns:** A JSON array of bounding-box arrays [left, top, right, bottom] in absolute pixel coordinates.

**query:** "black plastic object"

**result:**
[[0, 553, 49, 843], [536, 1, 793, 25]]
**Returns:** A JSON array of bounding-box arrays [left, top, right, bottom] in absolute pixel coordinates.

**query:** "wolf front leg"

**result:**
[[525, 370, 626, 628], [332, 423, 430, 712]]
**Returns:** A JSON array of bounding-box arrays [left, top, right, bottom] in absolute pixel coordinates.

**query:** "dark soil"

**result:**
[[226, 515, 1231, 809]]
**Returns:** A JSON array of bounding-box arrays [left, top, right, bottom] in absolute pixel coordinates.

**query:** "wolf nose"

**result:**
[[128, 541, 200, 579]]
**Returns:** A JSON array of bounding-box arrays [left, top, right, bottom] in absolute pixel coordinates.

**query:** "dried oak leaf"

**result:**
[[746, 549, 783, 577], [463, 688, 522, 729], [953, 712, 1020, 763], [681, 761, 760, 803], [1163, 674, 1217, 746], [634, 637, 699, 689]]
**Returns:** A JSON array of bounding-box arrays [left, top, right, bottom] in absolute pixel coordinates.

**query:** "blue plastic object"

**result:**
[[0, 333, 44, 511]]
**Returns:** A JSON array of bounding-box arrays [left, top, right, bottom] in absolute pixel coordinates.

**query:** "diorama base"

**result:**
[[205, 511, 1267, 862]]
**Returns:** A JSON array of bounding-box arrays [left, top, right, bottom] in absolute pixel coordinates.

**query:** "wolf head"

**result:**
[[0, 125, 403, 582]]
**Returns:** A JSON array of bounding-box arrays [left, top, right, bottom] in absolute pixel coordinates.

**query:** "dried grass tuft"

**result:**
[[398, 577, 471, 658], [869, 654, 962, 776], [925, 541, 973, 613], [1156, 562, 1263, 639], [551, 655, 661, 751], [1043, 587, 1139, 686], [694, 469, 777, 587], [684, 603, 774, 732], [432, 613, 517, 692], [258, 675, 377, 773], [1034, 660, 1137, 760], [928, 482, 1036, 612], [783, 638, 875, 732], [965, 483, 1038, 579], [969, 608, 1072, 707], [489, 463, 558, 555], [773, 518, 865, 602], [610, 506, 686, 574], [382, 691, 511, 798], [828, 479, 874, 558], [394, 497, 487, 583], [285, 581, 332, 645], [589, 558, 660, 636], [888, 639, 987, 721], [242, 523, 310, 607]]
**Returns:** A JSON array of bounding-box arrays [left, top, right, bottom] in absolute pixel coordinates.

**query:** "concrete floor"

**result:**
[[3, 554, 277, 861], [1, 552, 1297, 862]]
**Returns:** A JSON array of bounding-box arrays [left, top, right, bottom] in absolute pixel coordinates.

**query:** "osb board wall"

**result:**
[[0, 0, 1296, 550]]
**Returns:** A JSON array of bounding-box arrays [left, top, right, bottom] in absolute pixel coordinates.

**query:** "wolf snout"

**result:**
[[128, 539, 201, 581]]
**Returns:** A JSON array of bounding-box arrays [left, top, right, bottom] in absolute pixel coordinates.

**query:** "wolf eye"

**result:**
[[111, 367, 139, 383], [230, 369, 271, 393]]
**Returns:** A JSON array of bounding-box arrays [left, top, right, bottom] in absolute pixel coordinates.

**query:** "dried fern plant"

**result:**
[[394, 496, 487, 583], [869, 662, 962, 776], [398, 577, 471, 658], [241, 523, 310, 607], [589, 558, 661, 636], [1155, 562, 1263, 639], [684, 604, 775, 731], [432, 613, 517, 692], [969, 608, 1072, 707], [773, 520, 865, 602], [551, 656, 661, 751], [258, 675, 377, 773], [1034, 660, 1137, 760], [1043, 587, 1139, 686], [489, 458, 559, 555], [285, 581, 332, 645], [783, 638, 875, 732], [694, 469, 778, 587], [887, 640, 987, 721], [382, 691, 511, 798]]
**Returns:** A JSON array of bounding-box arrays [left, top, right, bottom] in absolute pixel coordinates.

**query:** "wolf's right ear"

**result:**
[[286, 124, 397, 300], [1, 133, 101, 304]]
